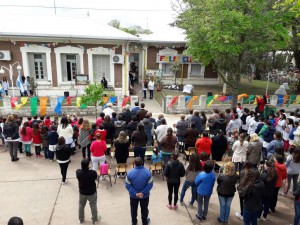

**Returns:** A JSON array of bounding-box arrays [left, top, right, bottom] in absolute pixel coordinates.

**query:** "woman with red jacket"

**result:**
[[256, 95, 267, 114], [90, 133, 107, 172], [44, 116, 52, 129], [32, 123, 42, 157], [20, 122, 33, 156], [195, 130, 212, 156]]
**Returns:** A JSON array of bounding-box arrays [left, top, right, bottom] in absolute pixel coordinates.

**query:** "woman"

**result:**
[[184, 122, 199, 150], [176, 114, 188, 145], [78, 120, 91, 159], [212, 112, 227, 135], [164, 151, 185, 209], [283, 147, 300, 195], [293, 181, 300, 225], [102, 115, 115, 153], [232, 133, 249, 174], [3, 115, 20, 161], [56, 136, 71, 184], [211, 130, 228, 161], [90, 133, 107, 172], [259, 161, 277, 220], [179, 153, 201, 208], [247, 133, 263, 167], [2, 77, 9, 96], [266, 131, 284, 159], [114, 131, 130, 164], [200, 111, 207, 131], [160, 128, 178, 166], [132, 124, 147, 165], [238, 168, 264, 225], [142, 78, 148, 99], [256, 95, 267, 114], [126, 115, 138, 144], [57, 117, 74, 149], [217, 162, 238, 223]]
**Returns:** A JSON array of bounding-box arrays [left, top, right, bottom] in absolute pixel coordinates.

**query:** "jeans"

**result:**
[[134, 147, 146, 165], [284, 174, 299, 194], [259, 196, 271, 218], [161, 153, 172, 169], [218, 195, 233, 222], [143, 90, 147, 99], [82, 145, 91, 159], [48, 151, 55, 160], [180, 181, 197, 205], [130, 197, 149, 225], [79, 192, 98, 223], [294, 200, 300, 225], [243, 209, 258, 225], [234, 162, 243, 175], [197, 194, 211, 218], [24, 144, 31, 153], [149, 90, 153, 99], [43, 147, 49, 159], [7, 141, 18, 160], [270, 187, 280, 211], [167, 182, 180, 205], [18, 142, 23, 153], [58, 161, 69, 182], [91, 155, 106, 172]]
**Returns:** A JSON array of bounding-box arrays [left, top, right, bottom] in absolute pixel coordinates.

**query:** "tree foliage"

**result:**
[[175, 0, 290, 106], [81, 82, 104, 118], [108, 19, 153, 36]]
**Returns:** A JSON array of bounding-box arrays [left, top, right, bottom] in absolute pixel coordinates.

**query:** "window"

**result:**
[[93, 55, 111, 83], [61, 54, 80, 82], [190, 64, 202, 77], [28, 53, 47, 80], [161, 63, 172, 76]]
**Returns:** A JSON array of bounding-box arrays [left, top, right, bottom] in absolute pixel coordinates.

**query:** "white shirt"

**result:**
[[2, 81, 9, 90], [148, 81, 155, 90], [155, 124, 171, 142], [232, 140, 249, 163], [103, 107, 115, 118]]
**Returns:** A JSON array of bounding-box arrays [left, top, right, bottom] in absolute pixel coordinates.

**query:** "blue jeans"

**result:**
[[161, 152, 172, 169], [218, 195, 233, 222], [259, 196, 270, 218], [243, 209, 258, 225], [197, 194, 211, 218], [43, 147, 49, 159], [134, 146, 146, 165], [294, 200, 300, 225], [180, 181, 197, 205]]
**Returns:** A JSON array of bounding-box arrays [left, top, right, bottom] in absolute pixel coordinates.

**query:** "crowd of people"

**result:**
[[1, 100, 299, 225]]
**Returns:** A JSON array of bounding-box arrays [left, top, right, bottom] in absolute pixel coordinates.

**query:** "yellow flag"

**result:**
[[102, 96, 109, 104], [294, 95, 300, 104], [15, 104, 22, 110], [76, 97, 82, 107], [207, 94, 219, 108], [21, 97, 28, 105], [188, 96, 199, 108]]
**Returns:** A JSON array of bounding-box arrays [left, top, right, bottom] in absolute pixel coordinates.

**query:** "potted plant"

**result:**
[[155, 76, 163, 91], [170, 62, 181, 86]]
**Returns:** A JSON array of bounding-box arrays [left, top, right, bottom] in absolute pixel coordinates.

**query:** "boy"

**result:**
[[48, 125, 59, 162]]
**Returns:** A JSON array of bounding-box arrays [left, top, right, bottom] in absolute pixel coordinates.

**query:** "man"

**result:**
[[136, 103, 148, 122], [126, 157, 153, 225], [101, 77, 108, 88], [122, 104, 133, 124], [8, 217, 23, 225], [191, 110, 203, 134], [131, 102, 140, 116], [155, 118, 171, 147], [103, 102, 115, 118], [76, 159, 100, 224]]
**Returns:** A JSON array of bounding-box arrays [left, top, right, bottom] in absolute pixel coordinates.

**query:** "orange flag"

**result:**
[[188, 96, 199, 108], [39, 97, 48, 116]]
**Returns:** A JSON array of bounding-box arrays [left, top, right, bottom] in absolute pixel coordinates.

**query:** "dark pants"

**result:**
[[270, 187, 280, 211], [149, 90, 153, 99], [134, 146, 146, 165], [294, 200, 300, 225], [35, 145, 42, 155], [259, 196, 270, 218], [82, 144, 91, 159], [130, 197, 149, 225], [243, 209, 259, 225], [48, 151, 55, 160], [239, 194, 244, 216], [234, 162, 243, 175], [59, 162, 69, 182], [18, 142, 23, 153], [167, 182, 180, 205], [5, 90, 8, 95], [143, 90, 147, 99], [284, 174, 299, 194], [43, 147, 49, 159]]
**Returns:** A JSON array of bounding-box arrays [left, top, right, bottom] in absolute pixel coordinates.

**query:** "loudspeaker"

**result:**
[[207, 92, 213, 96], [64, 91, 69, 98]]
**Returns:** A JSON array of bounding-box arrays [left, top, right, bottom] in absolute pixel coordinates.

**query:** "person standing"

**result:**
[[103, 103, 115, 118], [56, 136, 71, 184], [160, 128, 178, 166], [57, 117, 74, 149], [125, 157, 153, 225], [76, 159, 101, 224], [247, 133, 263, 167], [164, 152, 185, 209], [191, 110, 203, 134], [176, 115, 188, 146], [232, 133, 249, 175], [283, 147, 300, 195], [132, 124, 147, 165], [211, 130, 228, 162], [184, 122, 199, 150], [48, 125, 59, 162], [114, 131, 130, 164], [293, 181, 300, 225], [20, 121, 33, 157], [3, 115, 20, 161], [136, 103, 148, 122], [2, 77, 9, 96], [90, 133, 107, 172], [142, 78, 148, 100], [101, 77, 108, 88], [195, 131, 212, 157], [148, 77, 154, 99]]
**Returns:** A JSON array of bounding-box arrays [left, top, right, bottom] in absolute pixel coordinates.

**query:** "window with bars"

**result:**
[[190, 64, 203, 77], [30, 53, 47, 80], [161, 63, 173, 76], [92, 54, 111, 83]]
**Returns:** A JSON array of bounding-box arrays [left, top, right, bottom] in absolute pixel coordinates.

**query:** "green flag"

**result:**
[[206, 96, 214, 105], [30, 96, 38, 116], [80, 104, 87, 109], [244, 95, 255, 104], [286, 95, 296, 107]]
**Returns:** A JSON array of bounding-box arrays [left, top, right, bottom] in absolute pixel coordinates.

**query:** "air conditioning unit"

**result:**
[[0, 50, 11, 61], [112, 54, 124, 64]]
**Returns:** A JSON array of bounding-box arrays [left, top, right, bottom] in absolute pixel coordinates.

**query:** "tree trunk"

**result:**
[[294, 50, 300, 70], [231, 87, 238, 108]]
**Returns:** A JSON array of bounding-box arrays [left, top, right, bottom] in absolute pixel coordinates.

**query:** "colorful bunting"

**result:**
[[294, 95, 300, 104], [54, 97, 65, 114], [67, 96, 74, 106], [102, 97, 109, 104], [185, 96, 191, 102], [39, 97, 48, 116], [11, 97, 22, 110], [30, 97, 38, 116], [217, 96, 228, 102], [188, 96, 199, 108], [76, 97, 82, 107], [21, 97, 28, 105], [244, 95, 255, 104], [207, 94, 219, 108], [168, 96, 179, 108], [238, 93, 249, 101], [122, 96, 131, 107]]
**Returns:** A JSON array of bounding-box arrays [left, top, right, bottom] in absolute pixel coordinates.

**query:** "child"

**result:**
[[44, 116, 52, 129], [94, 124, 107, 141], [48, 125, 58, 162], [195, 161, 216, 222], [41, 126, 49, 159], [283, 118, 293, 151], [151, 149, 162, 163], [20, 122, 33, 156], [16, 119, 23, 154], [268, 114, 275, 127], [27, 117, 32, 128], [32, 123, 42, 157], [199, 152, 209, 170]]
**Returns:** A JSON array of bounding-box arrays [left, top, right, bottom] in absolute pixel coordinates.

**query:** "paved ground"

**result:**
[[0, 92, 295, 225]]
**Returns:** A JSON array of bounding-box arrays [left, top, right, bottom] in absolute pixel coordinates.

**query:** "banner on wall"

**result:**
[[156, 54, 194, 64], [54, 97, 65, 114], [30, 97, 38, 116], [39, 97, 48, 116]]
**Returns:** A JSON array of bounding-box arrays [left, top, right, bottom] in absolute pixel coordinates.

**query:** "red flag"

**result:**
[[122, 96, 131, 107], [217, 96, 228, 102], [168, 96, 179, 108], [67, 96, 73, 106]]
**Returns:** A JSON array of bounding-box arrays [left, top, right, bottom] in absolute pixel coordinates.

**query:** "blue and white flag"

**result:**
[[16, 70, 24, 94]]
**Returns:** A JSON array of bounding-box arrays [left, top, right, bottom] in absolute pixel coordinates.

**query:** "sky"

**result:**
[[0, 0, 179, 33]]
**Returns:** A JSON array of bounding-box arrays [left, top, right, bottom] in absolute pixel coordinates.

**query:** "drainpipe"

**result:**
[[124, 42, 129, 96]]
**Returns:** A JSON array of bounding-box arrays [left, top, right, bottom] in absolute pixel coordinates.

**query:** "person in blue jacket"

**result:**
[[126, 157, 153, 225], [195, 160, 216, 223]]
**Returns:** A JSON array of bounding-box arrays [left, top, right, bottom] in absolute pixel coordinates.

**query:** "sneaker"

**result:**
[[167, 204, 172, 209], [173, 205, 178, 210], [202, 216, 206, 221], [262, 216, 267, 221], [235, 212, 243, 220], [179, 201, 185, 206], [195, 215, 203, 223], [280, 192, 287, 196], [188, 201, 194, 209], [144, 218, 151, 225], [78, 220, 84, 224], [92, 216, 101, 224]]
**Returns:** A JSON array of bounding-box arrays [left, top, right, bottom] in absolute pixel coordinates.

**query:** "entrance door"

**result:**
[[130, 53, 139, 82]]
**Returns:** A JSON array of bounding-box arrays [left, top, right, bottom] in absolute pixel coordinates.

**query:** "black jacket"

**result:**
[[132, 130, 147, 147], [122, 110, 132, 124], [294, 181, 300, 201], [3, 122, 19, 140], [211, 135, 228, 161], [191, 115, 203, 134], [76, 169, 97, 195], [260, 170, 278, 197], [164, 160, 185, 184], [114, 140, 130, 163], [126, 121, 138, 137], [217, 174, 238, 197], [212, 118, 227, 135], [103, 121, 115, 140], [56, 144, 71, 161]]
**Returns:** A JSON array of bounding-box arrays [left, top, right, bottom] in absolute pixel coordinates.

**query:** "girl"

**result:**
[[283, 147, 300, 195], [179, 153, 201, 208], [78, 120, 91, 159], [266, 131, 284, 159], [232, 133, 249, 174], [56, 136, 71, 184], [48, 125, 58, 162], [2, 77, 9, 96], [283, 118, 294, 151], [40, 126, 49, 159], [151, 149, 162, 163], [164, 151, 185, 210], [90, 133, 107, 172], [275, 114, 286, 133], [32, 123, 42, 157], [20, 122, 33, 157], [217, 162, 238, 223]]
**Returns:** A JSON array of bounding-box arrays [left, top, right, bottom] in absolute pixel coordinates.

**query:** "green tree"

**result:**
[[176, 0, 290, 106], [108, 19, 121, 29], [169, 62, 181, 85], [107, 19, 153, 37], [80, 82, 104, 119]]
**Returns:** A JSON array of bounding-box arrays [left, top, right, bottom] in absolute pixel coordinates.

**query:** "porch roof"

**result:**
[[139, 27, 186, 44]]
